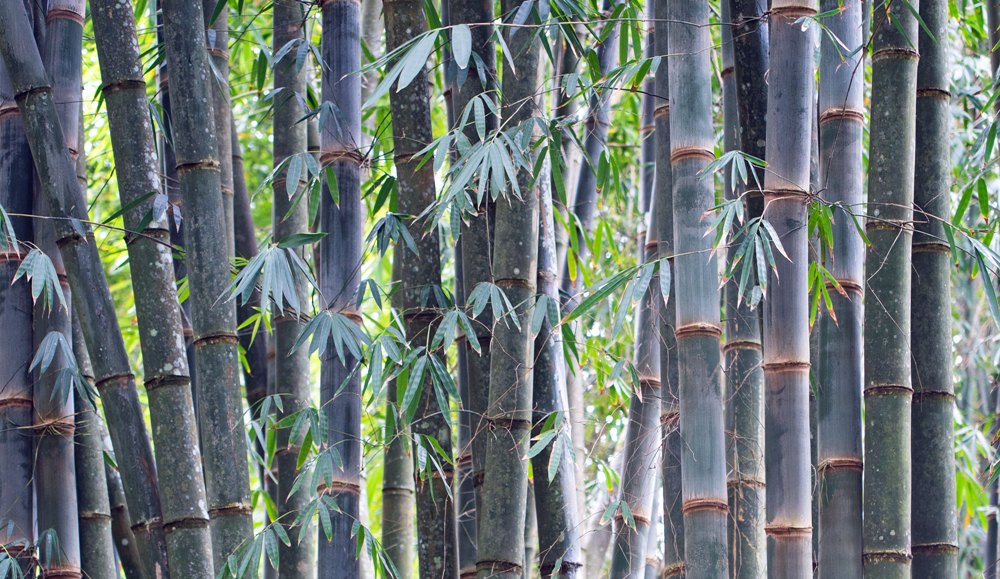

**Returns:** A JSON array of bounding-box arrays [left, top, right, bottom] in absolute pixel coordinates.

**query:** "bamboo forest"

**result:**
[[3, 0, 1000, 577]]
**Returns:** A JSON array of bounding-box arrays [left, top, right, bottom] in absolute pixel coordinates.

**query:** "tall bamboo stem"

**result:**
[[911, 0, 958, 574], [476, 1, 541, 575], [666, 1, 728, 575], [863, 1, 919, 575], [317, 0, 364, 573], [815, 0, 864, 576], [160, 0, 254, 567]]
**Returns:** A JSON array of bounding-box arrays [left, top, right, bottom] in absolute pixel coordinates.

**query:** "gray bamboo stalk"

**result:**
[[383, 0, 459, 575], [441, 4, 477, 573], [652, 1, 682, 574], [202, 0, 235, 253], [232, 117, 271, 474], [815, 0, 864, 576], [609, 17, 660, 570], [760, 1, 816, 576], [452, 0, 497, 541], [720, 5, 766, 577], [531, 168, 582, 578], [382, 373, 414, 579], [103, 445, 144, 579], [476, 1, 541, 575], [271, 2, 314, 575], [160, 0, 254, 567], [863, 1, 919, 575], [0, 3, 172, 574], [72, 311, 118, 579], [34, 3, 84, 573], [90, 1, 221, 575], [986, 6, 1000, 576], [0, 51, 34, 576], [666, 1, 728, 575], [317, 0, 364, 573], [911, 0, 958, 574], [642, 487, 662, 579], [525, 483, 537, 577]]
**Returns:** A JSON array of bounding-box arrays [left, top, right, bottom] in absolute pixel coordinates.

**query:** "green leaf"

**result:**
[[452, 24, 472, 69], [277, 232, 327, 248], [396, 32, 438, 92]]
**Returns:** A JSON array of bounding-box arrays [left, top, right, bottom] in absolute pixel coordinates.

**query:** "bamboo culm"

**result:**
[[666, 1, 729, 575], [476, 1, 541, 575], [911, 0, 958, 574], [652, 1, 683, 573], [318, 0, 364, 574], [815, 0, 865, 576], [761, 1, 816, 576], [0, 3, 172, 574], [271, 1, 315, 575], [160, 0, 255, 567], [863, 1, 919, 575]]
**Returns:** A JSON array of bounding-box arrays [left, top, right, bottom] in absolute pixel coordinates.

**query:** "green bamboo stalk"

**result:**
[[531, 168, 582, 578], [201, 0, 234, 254], [90, 1, 221, 576], [815, 0, 864, 576], [476, 1, 541, 575], [609, 16, 660, 571], [720, 4, 766, 577], [103, 443, 144, 579], [985, 6, 999, 577], [760, 1, 816, 577], [863, 1, 918, 576], [911, 0, 958, 574], [382, 372, 414, 579], [0, 51, 34, 576], [666, 1, 728, 576], [159, 0, 254, 567], [0, 3, 172, 575], [382, 0, 459, 575], [317, 0, 364, 573], [652, 1, 682, 574], [452, 0, 497, 538], [270, 2, 315, 575], [34, 3, 84, 573]]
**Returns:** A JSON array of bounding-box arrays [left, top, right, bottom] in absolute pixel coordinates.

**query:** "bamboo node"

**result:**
[[163, 516, 210, 533], [763, 187, 809, 200], [765, 524, 811, 537], [661, 561, 686, 578], [911, 542, 959, 555], [722, 339, 762, 353], [33, 417, 75, 436], [818, 107, 865, 126], [476, 560, 522, 574], [494, 277, 535, 290], [825, 278, 863, 295], [670, 147, 714, 164], [916, 87, 951, 100], [101, 79, 147, 95], [862, 549, 912, 563], [865, 219, 912, 232], [78, 510, 113, 521], [94, 372, 135, 392], [381, 486, 414, 497], [726, 477, 765, 489], [674, 322, 721, 338], [816, 457, 863, 472], [771, 5, 818, 18], [681, 498, 727, 514], [720, 66, 735, 79], [193, 332, 239, 348], [0, 103, 20, 118], [175, 159, 221, 175], [871, 48, 919, 63], [316, 480, 362, 496], [207, 503, 254, 517], [34, 565, 82, 579], [319, 149, 365, 167], [864, 383, 913, 397], [653, 104, 670, 119], [540, 561, 582, 576], [911, 241, 950, 255], [614, 510, 651, 525], [912, 389, 956, 401], [762, 361, 810, 373], [143, 374, 191, 393]]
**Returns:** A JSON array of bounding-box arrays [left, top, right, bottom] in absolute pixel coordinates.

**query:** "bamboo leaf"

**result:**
[[452, 24, 472, 69]]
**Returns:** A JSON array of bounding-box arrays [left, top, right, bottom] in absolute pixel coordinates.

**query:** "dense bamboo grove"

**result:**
[[5, 0, 1000, 577]]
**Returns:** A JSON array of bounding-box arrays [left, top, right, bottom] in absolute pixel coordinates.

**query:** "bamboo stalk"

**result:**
[[666, 1, 728, 575], [0, 3, 172, 574], [652, 2, 682, 574], [863, 1, 919, 576], [760, 1, 816, 577], [815, 0, 865, 576], [317, 0, 364, 573], [201, 0, 235, 254], [270, 2, 315, 575], [532, 168, 582, 578], [476, 1, 541, 575], [72, 312, 118, 579], [0, 49, 35, 577], [720, 4, 766, 577], [911, 0, 958, 574], [159, 0, 254, 567], [90, 1, 222, 575]]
